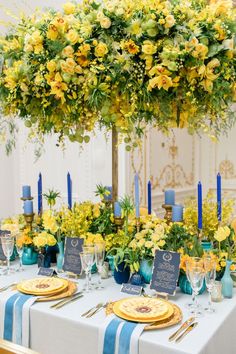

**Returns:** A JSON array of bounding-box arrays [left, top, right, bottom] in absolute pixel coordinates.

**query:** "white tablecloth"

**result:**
[[1, 265, 236, 354]]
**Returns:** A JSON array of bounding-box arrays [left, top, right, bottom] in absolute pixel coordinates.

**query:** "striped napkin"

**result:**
[[98, 315, 146, 354], [0, 290, 36, 347]]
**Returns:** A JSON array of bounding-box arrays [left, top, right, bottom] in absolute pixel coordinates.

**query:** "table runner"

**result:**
[[98, 315, 146, 354], [0, 290, 36, 347]]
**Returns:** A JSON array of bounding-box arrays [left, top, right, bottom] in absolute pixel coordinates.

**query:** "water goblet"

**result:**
[[185, 257, 204, 309], [94, 242, 105, 290], [187, 262, 205, 318], [15, 233, 24, 272], [1, 236, 14, 275], [204, 256, 216, 313], [81, 246, 94, 293]]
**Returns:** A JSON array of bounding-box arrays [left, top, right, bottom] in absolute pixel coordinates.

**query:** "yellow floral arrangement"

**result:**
[[129, 215, 169, 259], [105, 230, 131, 252], [33, 231, 57, 249], [1, 215, 25, 235], [82, 232, 104, 245], [15, 228, 34, 248], [184, 192, 234, 240], [0, 0, 235, 150]]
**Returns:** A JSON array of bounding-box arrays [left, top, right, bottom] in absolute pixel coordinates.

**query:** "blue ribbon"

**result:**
[[3, 293, 21, 341], [15, 294, 33, 344], [118, 321, 137, 354], [103, 317, 122, 354]]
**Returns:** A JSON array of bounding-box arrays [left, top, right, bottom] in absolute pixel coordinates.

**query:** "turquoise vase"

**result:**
[[56, 241, 64, 271], [107, 255, 115, 275], [22, 246, 38, 265], [221, 260, 233, 298], [201, 241, 212, 252], [139, 259, 153, 284], [179, 274, 206, 295]]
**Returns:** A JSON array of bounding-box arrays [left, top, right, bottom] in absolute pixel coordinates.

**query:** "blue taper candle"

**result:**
[[217, 173, 222, 222], [67, 172, 72, 209], [198, 181, 203, 230], [24, 200, 33, 214], [37, 173, 42, 214], [148, 181, 152, 215], [114, 201, 121, 217], [134, 173, 140, 218]]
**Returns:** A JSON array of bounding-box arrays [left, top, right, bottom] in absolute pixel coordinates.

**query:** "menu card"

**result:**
[[150, 250, 180, 296], [63, 237, 84, 275]]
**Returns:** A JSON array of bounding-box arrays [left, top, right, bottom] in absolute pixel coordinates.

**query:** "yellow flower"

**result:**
[[66, 29, 79, 45], [100, 17, 112, 29], [138, 239, 145, 247], [50, 72, 68, 103], [214, 226, 231, 243], [47, 61, 57, 72], [148, 75, 173, 91], [79, 44, 91, 56], [192, 44, 208, 60], [214, 23, 226, 41], [95, 42, 108, 57], [61, 58, 76, 74], [158, 239, 166, 247], [145, 240, 153, 248], [142, 40, 157, 55], [164, 15, 175, 29], [47, 234, 57, 246], [129, 20, 143, 36], [63, 2, 76, 15], [123, 40, 139, 55], [62, 45, 74, 58], [47, 25, 59, 41], [42, 210, 59, 234], [93, 204, 100, 218]]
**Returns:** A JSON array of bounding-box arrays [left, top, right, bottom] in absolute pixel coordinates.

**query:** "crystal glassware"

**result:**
[[81, 246, 94, 293], [187, 262, 205, 318], [94, 242, 105, 290], [1, 236, 14, 275], [204, 256, 216, 313], [185, 257, 204, 309], [15, 233, 24, 272]]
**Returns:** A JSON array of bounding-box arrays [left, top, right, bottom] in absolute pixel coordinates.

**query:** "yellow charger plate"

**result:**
[[113, 297, 174, 323], [17, 277, 69, 296]]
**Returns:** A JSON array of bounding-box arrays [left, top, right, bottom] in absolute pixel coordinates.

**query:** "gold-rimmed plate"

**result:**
[[113, 297, 174, 323], [36, 281, 77, 302], [17, 277, 68, 296]]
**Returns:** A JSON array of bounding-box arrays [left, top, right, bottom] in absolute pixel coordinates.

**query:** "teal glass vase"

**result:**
[[56, 241, 64, 272], [179, 274, 206, 295], [221, 260, 233, 298], [139, 259, 153, 284], [107, 255, 115, 275], [22, 246, 38, 265]]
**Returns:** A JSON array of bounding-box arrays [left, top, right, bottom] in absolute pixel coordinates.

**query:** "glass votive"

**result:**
[[211, 281, 223, 302], [100, 262, 109, 279]]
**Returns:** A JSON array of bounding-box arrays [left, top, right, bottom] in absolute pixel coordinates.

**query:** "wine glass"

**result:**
[[204, 256, 216, 313], [80, 246, 94, 293], [95, 242, 105, 290], [1, 236, 14, 275], [187, 262, 205, 317], [15, 233, 24, 272], [185, 257, 203, 309]]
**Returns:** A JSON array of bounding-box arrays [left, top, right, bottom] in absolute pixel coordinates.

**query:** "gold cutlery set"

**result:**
[[169, 317, 198, 343], [81, 302, 108, 318]]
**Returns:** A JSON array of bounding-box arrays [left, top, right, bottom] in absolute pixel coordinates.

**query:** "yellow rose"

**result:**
[[63, 2, 76, 15], [66, 29, 79, 45], [214, 226, 231, 243], [165, 15, 175, 29], [62, 45, 74, 58], [47, 60, 57, 72], [47, 234, 57, 246], [100, 17, 112, 29], [192, 44, 208, 60], [138, 239, 145, 247], [95, 42, 108, 57], [158, 239, 166, 248], [145, 241, 153, 249], [47, 25, 58, 41], [142, 40, 157, 55], [61, 58, 76, 74]]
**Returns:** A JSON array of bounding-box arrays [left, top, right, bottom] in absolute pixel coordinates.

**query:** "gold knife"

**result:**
[[169, 317, 195, 341], [54, 294, 83, 309], [175, 322, 198, 343]]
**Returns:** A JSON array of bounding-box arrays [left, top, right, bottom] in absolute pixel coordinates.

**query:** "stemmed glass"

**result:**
[[204, 256, 216, 313], [187, 261, 205, 318], [185, 257, 203, 309], [15, 233, 24, 272], [95, 242, 105, 290], [1, 236, 14, 275], [80, 246, 94, 293]]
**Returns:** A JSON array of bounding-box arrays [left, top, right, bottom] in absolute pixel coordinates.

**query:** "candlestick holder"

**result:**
[[136, 217, 141, 232], [114, 216, 124, 231], [21, 197, 33, 202], [23, 213, 35, 231], [162, 204, 173, 224]]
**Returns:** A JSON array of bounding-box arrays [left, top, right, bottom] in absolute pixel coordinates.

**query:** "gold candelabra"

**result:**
[[162, 204, 173, 224], [114, 216, 124, 231], [23, 213, 35, 231]]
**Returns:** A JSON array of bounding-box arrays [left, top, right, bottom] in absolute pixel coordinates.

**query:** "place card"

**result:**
[[63, 237, 84, 275], [38, 267, 56, 277], [121, 283, 143, 296], [150, 250, 180, 296]]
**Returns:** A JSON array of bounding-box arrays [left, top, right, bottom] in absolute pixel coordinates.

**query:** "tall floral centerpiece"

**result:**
[[0, 0, 235, 198]]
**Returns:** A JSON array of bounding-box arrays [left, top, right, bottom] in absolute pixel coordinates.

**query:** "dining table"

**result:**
[[0, 265, 236, 354]]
